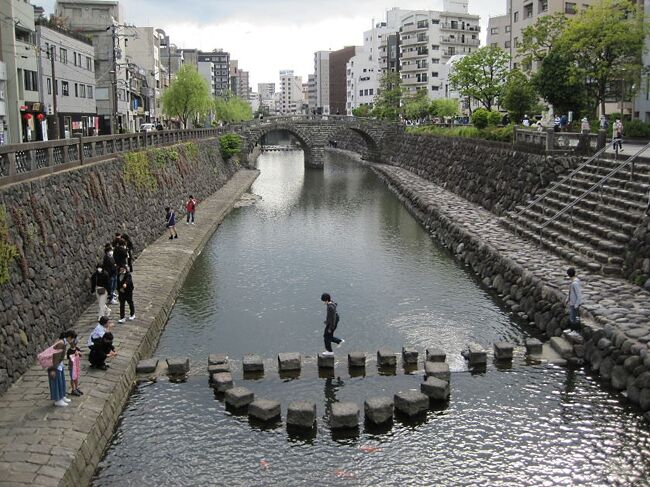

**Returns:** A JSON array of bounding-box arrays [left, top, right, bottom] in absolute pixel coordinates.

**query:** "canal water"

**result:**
[[93, 150, 650, 486]]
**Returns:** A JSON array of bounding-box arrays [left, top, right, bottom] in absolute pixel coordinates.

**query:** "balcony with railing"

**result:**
[[440, 22, 481, 33], [401, 35, 429, 47]]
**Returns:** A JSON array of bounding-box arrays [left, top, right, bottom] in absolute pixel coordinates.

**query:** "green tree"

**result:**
[[403, 89, 430, 120], [371, 73, 402, 120], [448, 46, 510, 111], [429, 98, 459, 118], [352, 105, 372, 117], [220, 134, 241, 160], [471, 108, 490, 129], [533, 49, 587, 116], [519, 13, 568, 67], [501, 69, 538, 123], [214, 93, 253, 123], [161, 65, 213, 128], [556, 0, 646, 115]]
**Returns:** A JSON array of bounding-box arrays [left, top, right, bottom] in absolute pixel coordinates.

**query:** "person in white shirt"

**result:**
[[87, 316, 111, 348], [566, 267, 583, 330]]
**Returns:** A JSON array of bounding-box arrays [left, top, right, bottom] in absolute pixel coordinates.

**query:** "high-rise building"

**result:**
[[0, 0, 39, 143], [329, 46, 359, 115], [307, 74, 317, 112], [258, 82, 275, 113], [229, 60, 250, 99], [400, 1, 480, 97], [197, 50, 230, 97], [313, 51, 330, 114], [279, 70, 303, 114]]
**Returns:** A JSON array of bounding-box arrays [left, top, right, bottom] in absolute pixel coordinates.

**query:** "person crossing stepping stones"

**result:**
[[321, 292, 344, 356]]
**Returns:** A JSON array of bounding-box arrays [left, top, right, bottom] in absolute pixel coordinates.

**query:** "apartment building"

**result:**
[[37, 22, 98, 139], [197, 50, 230, 97], [486, 0, 601, 70], [400, 0, 480, 97], [258, 82, 275, 113], [229, 60, 250, 99], [278, 70, 303, 114], [0, 0, 40, 143], [307, 74, 317, 112], [330, 46, 359, 115], [54, 0, 131, 134], [313, 51, 330, 114]]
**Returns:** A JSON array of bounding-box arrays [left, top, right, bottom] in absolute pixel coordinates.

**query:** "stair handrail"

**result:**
[[537, 141, 650, 239], [512, 143, 610, 222]]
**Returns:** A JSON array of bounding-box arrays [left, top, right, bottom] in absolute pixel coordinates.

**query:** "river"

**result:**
[[92, 149, 650, 486]]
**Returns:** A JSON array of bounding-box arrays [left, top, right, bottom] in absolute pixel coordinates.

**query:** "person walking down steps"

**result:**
[[321, 293, 344, 356]]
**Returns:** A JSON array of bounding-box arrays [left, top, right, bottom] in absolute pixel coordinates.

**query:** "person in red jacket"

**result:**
[[185, 195, 198, 224]]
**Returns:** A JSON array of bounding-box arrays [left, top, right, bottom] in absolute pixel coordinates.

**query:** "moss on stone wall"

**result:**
[[0, 206, 18, 285]]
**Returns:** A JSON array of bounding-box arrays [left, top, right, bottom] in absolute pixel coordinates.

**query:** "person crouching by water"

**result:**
[[165, 206, 178, 240], [321, 293, 344, 356], [89, 332, 117, 370]]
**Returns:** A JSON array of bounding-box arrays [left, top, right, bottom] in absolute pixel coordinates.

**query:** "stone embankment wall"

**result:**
[[336, 131, 580, 216], [624, 216, 650, 289], [0, 140, 238, 394]]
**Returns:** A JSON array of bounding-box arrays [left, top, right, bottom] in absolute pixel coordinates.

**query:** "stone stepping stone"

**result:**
[[331, 402, 359, 429], [465, 345, 487, 366], [317, 353, 335, 368], [249, 399, 281, 422], [208, 354, 228, 366], [377, 349, 397, 367], [348, 352, 366, 368], [402, 347, 418, 365], [287, 401, 317, 429], [394, 391, 429, 417], [166, 357, 190, 375], [136, 358, 158, 374], [212, 372, 233, 392], [278, 353, 301, 371], [550, 337, 574, 359], [421, 377, 450, 401], [426, 349, 446, 363], [525, 338, 543, 355], [424, 362, 450, 381], [224, 387, 254, 409], [208, 363, 230, 380], [242, 354, 264, 373], [493, 342, 514, 361], [364, 396, 394, 425]]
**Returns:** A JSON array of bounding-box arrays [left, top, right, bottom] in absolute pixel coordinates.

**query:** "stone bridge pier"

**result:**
[[236, 116, 399, 168]]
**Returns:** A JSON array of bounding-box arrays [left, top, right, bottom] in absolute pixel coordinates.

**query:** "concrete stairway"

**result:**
[[501, 155, 650, 275]]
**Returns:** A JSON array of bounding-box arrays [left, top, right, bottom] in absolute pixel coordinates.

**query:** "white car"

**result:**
[[140, 123, 156, 132]]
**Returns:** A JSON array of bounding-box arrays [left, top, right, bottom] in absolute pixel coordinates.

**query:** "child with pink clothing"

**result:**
[[66, 341, 83, 396]]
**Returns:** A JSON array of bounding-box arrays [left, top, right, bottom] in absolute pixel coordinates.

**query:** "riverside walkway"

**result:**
[[0, 169, 259, 487], [371, 162, 650, 334]]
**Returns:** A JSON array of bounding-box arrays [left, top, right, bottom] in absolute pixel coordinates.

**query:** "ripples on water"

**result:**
[[93, 151, 650, 486]]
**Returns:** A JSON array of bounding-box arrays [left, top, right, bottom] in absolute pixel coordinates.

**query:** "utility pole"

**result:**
[[50, 45, 59, 139]]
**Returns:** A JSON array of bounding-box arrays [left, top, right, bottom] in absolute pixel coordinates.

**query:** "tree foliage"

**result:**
[[448, 46, 510, 111], [501, 69, 538, 123], [352, 105, 371, 117], [214, 92, 253, 123], [533, 49, 587, 116], [555, 0, 645, 115], [429, 98, 459, 118], [219, 134, 241, 160], [471, 108, 490, 129], [371, 73, 402, 120], [403, 89, 430, 120], [519, 13, 568, 66], [161, 65, 213, 128]]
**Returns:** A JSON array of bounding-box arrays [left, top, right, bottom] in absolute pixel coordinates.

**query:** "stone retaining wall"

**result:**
[[336, 131, 580, 216], [369, 160, 650, 414], [0, 139, 238, 395]]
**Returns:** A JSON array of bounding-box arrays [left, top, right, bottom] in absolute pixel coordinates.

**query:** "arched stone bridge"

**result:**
[[233, 116, 402, 167]]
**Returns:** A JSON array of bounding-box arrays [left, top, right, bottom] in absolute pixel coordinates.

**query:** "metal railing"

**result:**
[[0, 128, 222, 186], [511, 143, 611, 232], [535, 141, 650, 243]]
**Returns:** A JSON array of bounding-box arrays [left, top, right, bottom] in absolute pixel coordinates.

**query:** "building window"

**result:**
[[490, 27, 498, 35], [417, 20, 429, 29], [539, 0, 549, 12], [505, 41, 512, 48], [369, 89, 374, 95], [75, 83, 79, 97], [524, 3, 533, 18], [431, 72, 439, 78], [431, 58, 440, 64], [86, 56, 92, 70], [514, 37, 519, 47], [60, 48, 67, 64], [45, 42, 50, 58], [47, 77, 52, 94], [505, 25, 511, 33], [513, 11, 519, 22], [23, 70, 38, 91], [432, 19, 439, 24], [62, 81, 69, 96], [565, 2, 576, 14], [80, 84, 86, 98], [431, 86, 439, 91], [431, 45, 439, 51], [88, 85, 93, 99]]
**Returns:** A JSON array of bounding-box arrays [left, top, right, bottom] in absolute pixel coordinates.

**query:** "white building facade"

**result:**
[[279, 70, 304, 114], [313, 51, 330, 115]]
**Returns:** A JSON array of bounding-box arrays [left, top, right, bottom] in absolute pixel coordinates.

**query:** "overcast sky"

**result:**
[[38, 0, 506, 88]]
